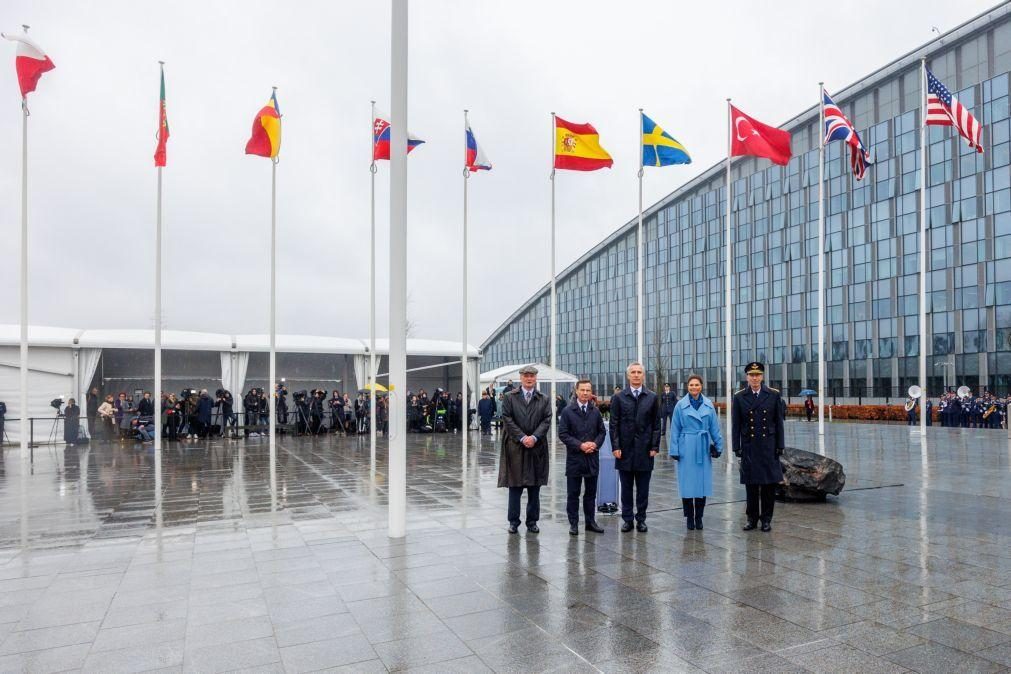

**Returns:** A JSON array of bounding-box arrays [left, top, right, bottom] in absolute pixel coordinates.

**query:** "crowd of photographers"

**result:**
[[76, 384, 400, 444]]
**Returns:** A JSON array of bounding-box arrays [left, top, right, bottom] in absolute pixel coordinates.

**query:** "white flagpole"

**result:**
[[18, 25, 30, 462], [724, 99, 733, 442], [636, 108, 644, 366], [269, 86, 278, 461], [919, 57, 928, 433], [817, 83, 826, 437], [154, 61, 164, 454], [462, 109, 470, 465], [369, 100, 377, 476], [549, 112, 557, 468], [388, 0, 408, 539]]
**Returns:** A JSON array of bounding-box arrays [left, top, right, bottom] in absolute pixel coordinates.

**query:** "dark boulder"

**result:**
[[776, 447, 845, 501]]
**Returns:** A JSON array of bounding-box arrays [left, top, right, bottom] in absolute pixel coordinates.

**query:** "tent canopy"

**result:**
[[480, 363, 579, 385]]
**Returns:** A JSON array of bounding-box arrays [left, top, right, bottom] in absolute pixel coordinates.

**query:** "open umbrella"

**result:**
[[798, 389, 817, 396], [360, 382, 388, 393]]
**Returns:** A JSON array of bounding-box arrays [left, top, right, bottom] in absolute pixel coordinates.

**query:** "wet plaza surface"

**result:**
[[0, 422, 1009, 673]]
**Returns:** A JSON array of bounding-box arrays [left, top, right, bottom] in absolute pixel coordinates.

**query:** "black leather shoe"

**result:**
[[636, 522, 648, 533], [508, 524, 519, 534], [620, 521, 635, 533], [585, 521, 605, 534], [527, 524, 540, 534], [695, 517, 703, 530], [686, 519, 696, 531], [569, 524, 579, 536], [742, 521, 758, 531], [761, 521, 772, 532]]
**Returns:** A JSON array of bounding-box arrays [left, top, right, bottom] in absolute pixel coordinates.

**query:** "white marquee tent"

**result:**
[[0, 324, 480, 443]]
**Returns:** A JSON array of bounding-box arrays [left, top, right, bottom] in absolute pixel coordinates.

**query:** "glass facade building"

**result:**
[[481, 6, 1011, 401]]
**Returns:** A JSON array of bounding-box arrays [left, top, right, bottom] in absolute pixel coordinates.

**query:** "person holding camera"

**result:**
[[731, 362, 785, 533], [243, 388, 260, 437], [669, 374, 723, 531], [308, 389, 324, 434], [275, 384, 289, 425], [63, 398, 81, 446], [329, 391, 344, 434], [97, 394, 116, 442], [216, 389, 238, 438], [164, 393, 181, 441]]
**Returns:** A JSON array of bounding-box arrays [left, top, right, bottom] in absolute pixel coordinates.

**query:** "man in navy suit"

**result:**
[[609, 363, 662, 533], [558, 379, 607, 536]]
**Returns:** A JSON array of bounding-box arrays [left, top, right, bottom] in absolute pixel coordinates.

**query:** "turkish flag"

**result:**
[[730, 105, 792, 166]]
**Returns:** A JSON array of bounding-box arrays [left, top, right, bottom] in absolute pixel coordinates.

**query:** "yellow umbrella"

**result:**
[[361, 382, 388, 392]]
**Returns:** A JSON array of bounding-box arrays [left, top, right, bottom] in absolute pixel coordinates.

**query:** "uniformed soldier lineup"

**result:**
[[497, 360, 787, 534]]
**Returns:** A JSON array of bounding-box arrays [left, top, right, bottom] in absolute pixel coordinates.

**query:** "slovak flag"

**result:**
[[465, 124, 491, 172], [373, 108, 424, 161], [1, 31, 55, 97]]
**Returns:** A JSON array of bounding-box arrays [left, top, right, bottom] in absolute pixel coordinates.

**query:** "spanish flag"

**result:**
[[554, 116, 612, 171], [245, 90, 281, 159]]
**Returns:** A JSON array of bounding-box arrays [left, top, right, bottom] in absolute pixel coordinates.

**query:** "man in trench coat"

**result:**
[[609, 362, 662, 532], [497, 365, 552, 534], [731, 362, 785, 532]]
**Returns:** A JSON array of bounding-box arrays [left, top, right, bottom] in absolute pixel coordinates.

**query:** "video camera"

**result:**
[[180, 388, 196, 399], [312, 388, 327, 399], [293, 390, 308, 404]]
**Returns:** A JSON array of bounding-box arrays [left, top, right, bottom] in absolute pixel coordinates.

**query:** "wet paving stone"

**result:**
[[0, 422, 1007, 671]]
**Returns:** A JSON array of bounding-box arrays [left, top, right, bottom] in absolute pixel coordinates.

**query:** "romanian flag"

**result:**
[[154, 67, 169, 167], [554, 116, 612, 171], [245, 90, 281, 159], [641, 113, 690, 167], [1, 32, 55, 98]]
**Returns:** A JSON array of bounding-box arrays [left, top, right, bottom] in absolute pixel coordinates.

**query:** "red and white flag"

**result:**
[[729, 104, 792, 166], [1, 31, 55, 97], [926, 67, 983, 153]]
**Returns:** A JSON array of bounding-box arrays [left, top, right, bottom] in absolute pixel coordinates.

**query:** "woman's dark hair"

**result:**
[[686, 374, 704, 387]]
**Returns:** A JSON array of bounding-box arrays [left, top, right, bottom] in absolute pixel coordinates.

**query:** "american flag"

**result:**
[[823, 92, 872, 180], [926, 68, 984, 153]]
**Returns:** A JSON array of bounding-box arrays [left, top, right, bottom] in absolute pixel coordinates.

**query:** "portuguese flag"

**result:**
[[154, 66, 169, 167]]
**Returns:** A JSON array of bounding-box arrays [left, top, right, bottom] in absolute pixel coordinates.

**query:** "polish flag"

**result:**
[[2, 32, 55, 97]]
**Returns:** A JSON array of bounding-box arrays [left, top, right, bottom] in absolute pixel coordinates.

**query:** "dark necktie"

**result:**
[[633, 390, 639, 399], [581, 405, 587, 414]]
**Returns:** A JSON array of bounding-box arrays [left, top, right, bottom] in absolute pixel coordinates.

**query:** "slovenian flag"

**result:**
[[2, 31, 55, 97], [245, 89, 281, 159], [465, 124, 491, 172], [373, 107, 424, 161]]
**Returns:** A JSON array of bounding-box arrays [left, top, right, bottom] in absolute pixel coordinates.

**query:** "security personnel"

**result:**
[[731, 362, 785, 532]]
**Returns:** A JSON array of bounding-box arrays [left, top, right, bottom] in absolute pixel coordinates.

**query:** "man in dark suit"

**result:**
[[558, 379, 606, 536], [497, 365, 552, 534], [660, 383, 677, 436], [609, 362, 662, 533], [731, 362, 785, 532]]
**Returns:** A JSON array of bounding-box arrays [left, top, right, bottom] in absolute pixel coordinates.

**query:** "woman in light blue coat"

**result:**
[[669, 374, 723, 530]]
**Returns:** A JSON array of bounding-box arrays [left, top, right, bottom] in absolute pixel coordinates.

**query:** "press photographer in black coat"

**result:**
[[608, 362, 662, 532], [558, 379, 606, 535]]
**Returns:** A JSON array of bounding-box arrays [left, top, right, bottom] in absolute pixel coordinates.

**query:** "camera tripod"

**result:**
[[47, 412, 63, 445]]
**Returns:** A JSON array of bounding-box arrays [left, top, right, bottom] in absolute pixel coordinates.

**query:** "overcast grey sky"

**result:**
[[0, 0, 999, 346]]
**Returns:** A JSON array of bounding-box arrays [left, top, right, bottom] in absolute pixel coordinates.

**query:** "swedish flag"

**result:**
[[641, 112, 691, 167]]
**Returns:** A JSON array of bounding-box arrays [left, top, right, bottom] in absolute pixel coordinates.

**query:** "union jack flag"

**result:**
[[823, 91, 871, 181], [926, 68, 984, 153]]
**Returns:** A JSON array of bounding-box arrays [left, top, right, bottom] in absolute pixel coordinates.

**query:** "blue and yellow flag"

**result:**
[[641, 113, 690, 167]]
